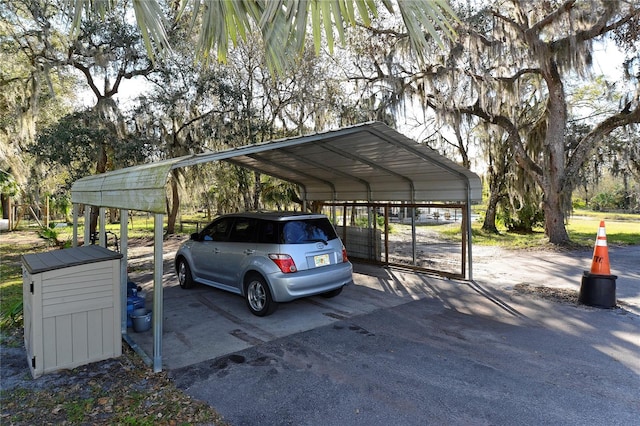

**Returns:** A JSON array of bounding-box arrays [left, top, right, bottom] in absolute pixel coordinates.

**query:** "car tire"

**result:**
[[245, 274, 278, 316], [177, 258, 195, 289], [321, 286, 343, 298]]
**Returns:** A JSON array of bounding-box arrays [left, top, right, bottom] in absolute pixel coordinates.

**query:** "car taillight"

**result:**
[[269, 254, 298, 273], [342, 247, 348, 262]]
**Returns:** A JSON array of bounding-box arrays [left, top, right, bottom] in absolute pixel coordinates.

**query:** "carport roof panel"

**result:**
[[211, 122, 482, 203], [71, 122, 481, 213]]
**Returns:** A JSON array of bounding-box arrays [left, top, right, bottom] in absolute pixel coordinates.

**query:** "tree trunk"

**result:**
[[541, 63, 570, 245], [482, 189, 501, 233], [166, 175, 180, 235], [90, 142, 109, 235], [542, 189, 570, 244], [253, 171, 262, 210], [1, 194, 9, 220], [481, 139, 508, 234]]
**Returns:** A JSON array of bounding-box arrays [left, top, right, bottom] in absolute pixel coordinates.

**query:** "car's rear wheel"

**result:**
[[321, 286, 343, 298], [245, 274, 278, 316], [177, 258, 195, 289]]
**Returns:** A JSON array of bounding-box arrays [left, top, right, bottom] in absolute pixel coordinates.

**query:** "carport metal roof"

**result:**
[[71, 122, 481, 211]]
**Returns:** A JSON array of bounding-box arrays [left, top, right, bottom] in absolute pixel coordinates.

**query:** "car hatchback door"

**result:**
[[281, 218, 344, 271]]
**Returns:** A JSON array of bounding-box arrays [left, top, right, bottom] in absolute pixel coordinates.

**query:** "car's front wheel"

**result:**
[[245, 274, 278, 316], [177, 258, 195, 289]]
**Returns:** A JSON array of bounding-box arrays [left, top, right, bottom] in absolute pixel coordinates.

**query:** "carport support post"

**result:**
[[411, 207, 417, 265], [99, 208, 106, 247], [72, 204, 79, 247], [83, 207, 91, 246], [120, 209, 128, 335], [466, 190, 474, 281], [153, 213, 164, 373]]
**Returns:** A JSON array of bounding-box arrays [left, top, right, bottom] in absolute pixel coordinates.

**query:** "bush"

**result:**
[[590, 186, 629, 211], [354, 215, 386, 228], [0, 301, 23, 330], [498, 201, 544, 232]]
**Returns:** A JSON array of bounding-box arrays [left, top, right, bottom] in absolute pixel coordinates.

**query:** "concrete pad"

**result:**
[[126, 263, 454, 370], [125, 244, 640, 371]]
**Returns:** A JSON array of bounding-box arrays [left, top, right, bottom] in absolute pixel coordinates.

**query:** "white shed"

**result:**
[[22, 245, 123, 378]]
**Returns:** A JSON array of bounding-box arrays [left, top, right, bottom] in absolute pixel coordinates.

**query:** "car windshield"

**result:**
[[282, 219, 337, 244]]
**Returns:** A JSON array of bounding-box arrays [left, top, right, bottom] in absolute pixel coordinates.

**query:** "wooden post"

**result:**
[[8, 197, 12, 230], [44, 196, 49, 228]]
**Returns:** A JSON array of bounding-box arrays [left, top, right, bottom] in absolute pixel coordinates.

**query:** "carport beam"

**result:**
[[153, 213, 164, 373]]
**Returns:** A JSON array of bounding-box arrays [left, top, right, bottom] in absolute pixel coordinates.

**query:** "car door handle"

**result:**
[[213, 248, 220, 254], [244, 249, 255, 255]]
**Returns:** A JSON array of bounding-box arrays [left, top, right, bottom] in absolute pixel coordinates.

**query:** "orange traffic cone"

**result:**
[[589, 220, 611, 275]]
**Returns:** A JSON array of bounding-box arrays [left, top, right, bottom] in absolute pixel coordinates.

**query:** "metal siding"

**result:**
[[101, 189, 166, 213], [71, 157, 185, 213]]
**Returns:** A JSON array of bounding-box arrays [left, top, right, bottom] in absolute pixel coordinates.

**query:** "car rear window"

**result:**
[[281, 218, 338, 244], [258, 219, 339, 244]]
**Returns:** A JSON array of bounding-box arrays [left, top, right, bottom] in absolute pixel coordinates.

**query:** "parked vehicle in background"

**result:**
[[175, 211, 353, 316]]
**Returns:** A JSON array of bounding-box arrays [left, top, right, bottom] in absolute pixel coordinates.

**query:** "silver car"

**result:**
[[175, 211, 353, 316]]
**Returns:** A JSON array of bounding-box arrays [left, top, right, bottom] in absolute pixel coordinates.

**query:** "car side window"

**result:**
[[201, 217, 234, 242], [258, 220, 278, 244], [229, 218, 258, 243]]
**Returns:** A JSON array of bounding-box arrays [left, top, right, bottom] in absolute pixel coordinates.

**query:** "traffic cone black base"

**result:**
[[578, 271, 617, 308]]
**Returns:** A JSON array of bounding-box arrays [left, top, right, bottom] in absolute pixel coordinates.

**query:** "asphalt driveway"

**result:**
[[127, 245, 639, 425]]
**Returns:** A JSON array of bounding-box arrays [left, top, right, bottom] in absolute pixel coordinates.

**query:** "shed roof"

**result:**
[[22, 245, 122, 274], [71, 122, 481, 213]]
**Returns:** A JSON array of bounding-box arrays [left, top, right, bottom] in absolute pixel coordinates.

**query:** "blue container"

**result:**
[[126, 296, 145, 328], [127, 281, 140, 297]]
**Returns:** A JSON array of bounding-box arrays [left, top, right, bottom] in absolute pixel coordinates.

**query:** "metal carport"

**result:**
[[70, 121, 482, 372]]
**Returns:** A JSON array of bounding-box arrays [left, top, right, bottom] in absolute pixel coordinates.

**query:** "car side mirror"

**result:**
[[190, 232, 200, 241]]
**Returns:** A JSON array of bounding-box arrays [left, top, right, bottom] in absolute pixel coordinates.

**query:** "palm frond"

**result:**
[[62, 0, 458, 69], [132, 0, 171, 56]]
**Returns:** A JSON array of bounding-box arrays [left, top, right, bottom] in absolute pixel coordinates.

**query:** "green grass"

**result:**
[[51, 212, 212, 243], [566, 219, 639, 246], [435, 211, 640, 249], [571, 209, 640, 222]]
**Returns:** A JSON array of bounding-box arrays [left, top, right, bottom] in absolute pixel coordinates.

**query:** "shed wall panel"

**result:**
[[102, 308, 115, 354], [43, 296, 114, 317], [56, 314, 73, 367], [43, 319, 56, 370], [72, 311, 89, 361], [88, 310, 103, 359]]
